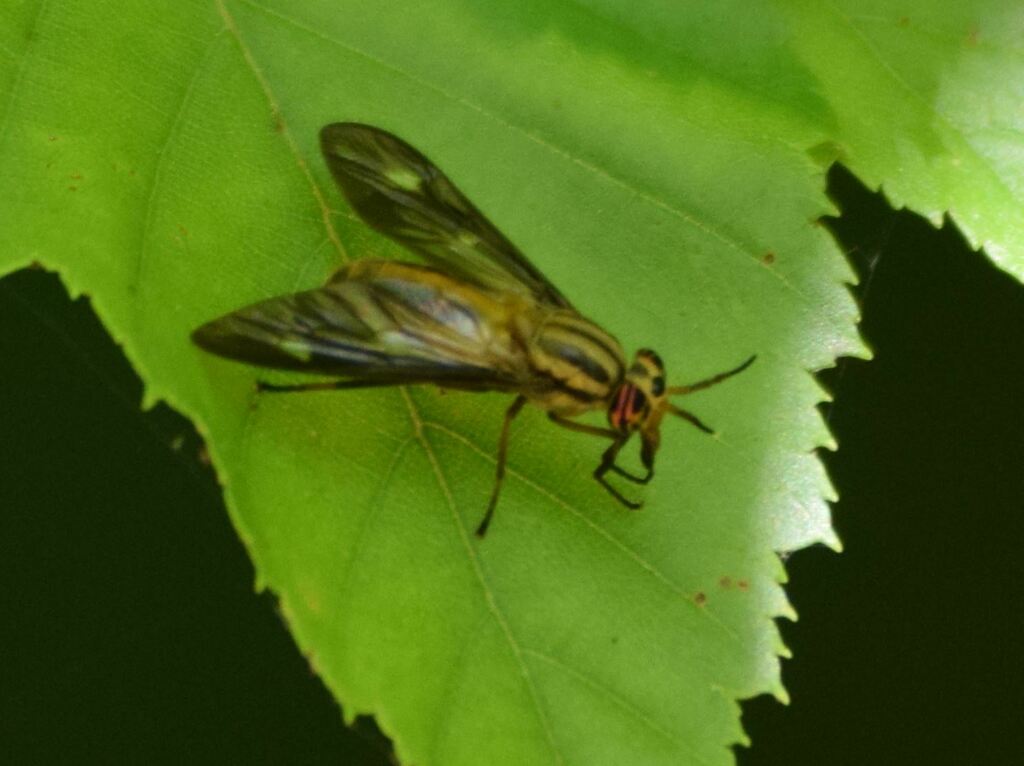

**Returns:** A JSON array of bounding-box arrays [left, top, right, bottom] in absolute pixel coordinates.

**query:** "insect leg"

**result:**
[[593, 436, 643, 510], [607, 462, 653, 484], [664, 403, 715, 434], [546, 412, 619, 440], [547, 414, 650, 484], [547, 413, 653, 485], [256, 379, 404, 394], [476, 395, 528, 538], [667, 355, 756, 395]]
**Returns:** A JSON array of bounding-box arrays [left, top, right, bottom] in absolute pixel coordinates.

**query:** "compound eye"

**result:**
[[651, 376, 665, 397], [637, 348, 664, 370]]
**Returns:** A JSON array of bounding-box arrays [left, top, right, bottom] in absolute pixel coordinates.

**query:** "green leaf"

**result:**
[[790, 0, 1024, 281], [1, 1, 1019, 764]]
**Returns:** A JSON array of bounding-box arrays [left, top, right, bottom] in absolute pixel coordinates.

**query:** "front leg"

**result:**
[[593, 437, 643, 510], [546, 412, 618, 440], [607, 462, 653, 485], [547, 413, 651, 486]]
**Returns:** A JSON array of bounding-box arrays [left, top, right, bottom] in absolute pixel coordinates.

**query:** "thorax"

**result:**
[[522, 309, 626, 415]]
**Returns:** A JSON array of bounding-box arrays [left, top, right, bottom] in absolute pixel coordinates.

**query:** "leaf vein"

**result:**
[[216, 0, 350, 266], [522, 648, 712, 764], [235, 0, 812, 303], [329, 436, 416, 656], [0, 0, 49, 155], [403, 390, 564, 765], [133, 28, 227, 295], [829, 1, 1020, 206], [423, 420, 742, 643]]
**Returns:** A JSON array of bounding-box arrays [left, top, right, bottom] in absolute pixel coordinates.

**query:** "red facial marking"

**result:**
[[610, 384, 648, 431], [610, 384, 633, 431]]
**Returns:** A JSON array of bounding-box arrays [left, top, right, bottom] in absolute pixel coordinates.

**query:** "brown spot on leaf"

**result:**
[[719, 576, 733, 589], [303, 590, 322, 615], [67, 186, 78, 191], [694, 592, 707, 605], [70, 172, 83, 180], [898, 16, 910, 27], [738, 579, 749, 591], [762, 252, 776, 265]]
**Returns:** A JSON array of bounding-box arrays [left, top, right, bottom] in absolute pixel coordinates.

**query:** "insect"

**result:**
[[192, 123, 755, 537]]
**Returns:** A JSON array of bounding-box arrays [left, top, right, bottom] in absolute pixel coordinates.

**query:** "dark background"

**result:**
[[1, 166, 1021, 764]]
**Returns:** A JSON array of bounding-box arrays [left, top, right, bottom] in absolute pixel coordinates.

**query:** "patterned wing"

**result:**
[[191, 260, 525, 389], [320, 122, 574, 309]]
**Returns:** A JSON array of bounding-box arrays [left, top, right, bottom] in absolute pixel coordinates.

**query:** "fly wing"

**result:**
[[191, 261, 524, 389], [320, 122, 574, 309]]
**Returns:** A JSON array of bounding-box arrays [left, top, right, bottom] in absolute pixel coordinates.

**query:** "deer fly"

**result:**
[[192, 123, 754, 537]]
